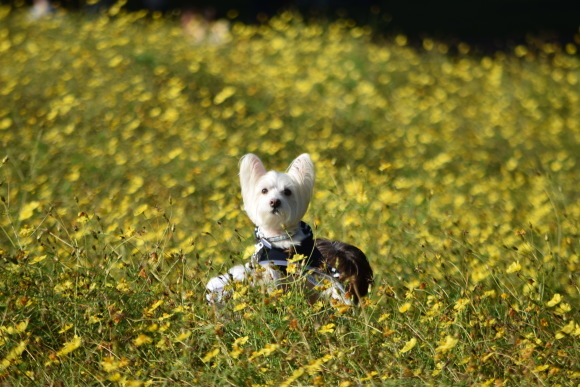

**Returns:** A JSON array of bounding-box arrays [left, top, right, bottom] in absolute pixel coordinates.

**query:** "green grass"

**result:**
[[1, 5, 579, 385]]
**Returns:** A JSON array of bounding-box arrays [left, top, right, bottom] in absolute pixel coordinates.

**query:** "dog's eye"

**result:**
[[283, 188, 292, 196], [261, 188, 268, 194]]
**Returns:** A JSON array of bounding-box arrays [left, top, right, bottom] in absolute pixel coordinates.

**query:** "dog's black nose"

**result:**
[[270, 198, 281, 208]]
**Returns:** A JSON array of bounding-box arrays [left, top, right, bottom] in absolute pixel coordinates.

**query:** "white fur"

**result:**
[[206, 153, 350, 305], [239, 153, 314, 243]]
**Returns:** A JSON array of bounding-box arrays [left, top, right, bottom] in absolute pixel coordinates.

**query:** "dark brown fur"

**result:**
[[315, 239, 373, 303]]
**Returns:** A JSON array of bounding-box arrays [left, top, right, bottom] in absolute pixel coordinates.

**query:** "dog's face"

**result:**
[[239, 154, 315, 235]]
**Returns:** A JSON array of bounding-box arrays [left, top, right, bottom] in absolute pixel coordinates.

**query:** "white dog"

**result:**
[[206, 154, 373, 305]]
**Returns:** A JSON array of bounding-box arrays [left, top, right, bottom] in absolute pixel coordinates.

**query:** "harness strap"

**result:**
[[254, 221, 328, 270]]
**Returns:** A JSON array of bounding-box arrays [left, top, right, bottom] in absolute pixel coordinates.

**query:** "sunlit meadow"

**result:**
[[0, 4, 579, 385]]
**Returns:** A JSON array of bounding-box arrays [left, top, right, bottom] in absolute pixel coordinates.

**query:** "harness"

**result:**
[[252, 222, 346, 296]]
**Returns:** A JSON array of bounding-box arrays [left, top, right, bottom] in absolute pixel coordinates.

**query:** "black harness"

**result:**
[[250, 221, 350, 304], [253, 222, 338, 277]]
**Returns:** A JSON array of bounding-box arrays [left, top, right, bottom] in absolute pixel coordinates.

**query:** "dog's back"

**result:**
[[315, 239, 373, 302]]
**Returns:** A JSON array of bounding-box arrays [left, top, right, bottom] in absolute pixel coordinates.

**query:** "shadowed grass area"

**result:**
[[0, 5, 578, 385]]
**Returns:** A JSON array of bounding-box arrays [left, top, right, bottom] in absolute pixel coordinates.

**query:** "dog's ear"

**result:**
[[239, 153, 266, 200], [287, 153, 315, 194]]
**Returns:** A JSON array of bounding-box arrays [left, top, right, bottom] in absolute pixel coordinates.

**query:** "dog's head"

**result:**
[[239, 153, 315, 236]]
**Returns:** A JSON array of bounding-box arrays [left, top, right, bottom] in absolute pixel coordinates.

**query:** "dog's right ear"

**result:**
[[287, 153, 315, 195], [239, 154, 267, 200]]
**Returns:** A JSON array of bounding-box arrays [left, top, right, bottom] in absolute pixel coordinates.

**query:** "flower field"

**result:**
[[0, 5, 579, 385]]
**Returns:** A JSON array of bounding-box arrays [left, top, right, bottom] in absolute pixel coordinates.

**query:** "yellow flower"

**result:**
[[303, 354, 333, 374], [213, 86, 236, 105], [143, 300, 164, 317], [172, 305, 186, 313], [318, 323, 335, 334], [18, 225, 33, 238], [133, 334, 153, 347], [0, 117, 12, 130], [230, 336, 249, 359], [554, 303, 571, 316], [58, 323, 73, 334], [281, 367, 305, 387], [116, 279, 130, 293], [286, 263, 298, 274], [242, 245, 255, 259], [399, 337, 417, 354], [432, 361, 445, 376], [29, 255, 47, 264], [0, 341, 28, 371], [133, 204, 149, 217], [435, 335, 458, 354], [201, 347, 220, 363], [506, 261, 521, 273], [1, 320, 28, 335], [546, 293, 562, 307], [233, 303, 247, 312], [127, 175, 144, 195], [88, 315, 102, 324], [249, 343, 279, 360], [287, 254, 306, 263], [232, 336, 249, 348], [125, 380, 145, 387], [156, 338, 169, 350], [19, 201, 40, 221], [360, 371, 379, 381], [559, 320, 578, 336], [56, 335, 82, 357], [173, 331, 192, 342], [108, 373, 123, 382], [453, 298, 470, 312], [101, 356, 130, 373], [399, 302, 412, 313], [229, 348, 243, 359], [148, 323, 159, 332], [312, 300, 324, 311], [159, 313, 173, 321]]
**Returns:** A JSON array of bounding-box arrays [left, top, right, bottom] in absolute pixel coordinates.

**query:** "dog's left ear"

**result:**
[[287, 153, 315, 194], [239, 154, 266, 207]]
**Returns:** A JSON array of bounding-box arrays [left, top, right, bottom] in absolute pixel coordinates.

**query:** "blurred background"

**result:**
[[5, 0, 580, 49]]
